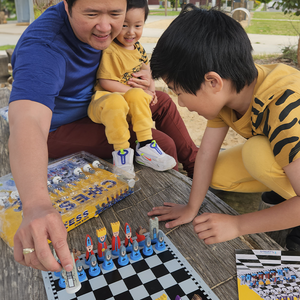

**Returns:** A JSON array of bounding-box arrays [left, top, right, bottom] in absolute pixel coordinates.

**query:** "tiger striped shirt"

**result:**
[[207, 64, 300, 168]]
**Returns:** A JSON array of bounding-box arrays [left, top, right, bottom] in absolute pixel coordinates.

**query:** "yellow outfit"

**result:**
[[207, 64, 300, 199], [88, 41, 152, 151]]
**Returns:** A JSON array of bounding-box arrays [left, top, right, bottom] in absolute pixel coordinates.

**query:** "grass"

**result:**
[[252, 11, 300, 20], [252, 53, 280, 60], [245, 11, 300, 35], [149, 10, 180, 16], [245, 20, 300, 35], [0, 45, 15, 50]]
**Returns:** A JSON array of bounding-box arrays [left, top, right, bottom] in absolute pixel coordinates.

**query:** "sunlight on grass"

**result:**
[[0, 45, 15, 50], [252, 53, 280, 60], [252, 11, 300, 20], [149, 10, 180, 16], [245, 20, 300, 35]]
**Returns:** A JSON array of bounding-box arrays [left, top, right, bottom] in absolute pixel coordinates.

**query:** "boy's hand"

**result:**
[[145, 90, 158, 106], [148, 202, 198, 228], [150, 92, 158, 106], [193, 213, 240, 244]]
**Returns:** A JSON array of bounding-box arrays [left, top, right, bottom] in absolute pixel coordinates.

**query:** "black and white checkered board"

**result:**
[[42, 232, 219, 300], [236, 249, 300, 273], [236, 249, 300, 299]]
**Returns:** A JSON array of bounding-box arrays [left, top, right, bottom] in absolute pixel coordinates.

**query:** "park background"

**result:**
[[0, 0, 300, 215]]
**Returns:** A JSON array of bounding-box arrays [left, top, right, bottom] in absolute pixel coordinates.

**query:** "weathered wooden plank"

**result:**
[[0, 163, 284, 300], [0, 87, 10, 177]]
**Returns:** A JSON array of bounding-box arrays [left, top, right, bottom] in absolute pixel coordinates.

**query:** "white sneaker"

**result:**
[[135, 140, 176, 171], [112, 148, 135, 178]]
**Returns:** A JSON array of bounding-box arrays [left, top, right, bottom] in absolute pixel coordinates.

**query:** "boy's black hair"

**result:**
[[150, 4, 257, 94], [127, 0, 149, 21]]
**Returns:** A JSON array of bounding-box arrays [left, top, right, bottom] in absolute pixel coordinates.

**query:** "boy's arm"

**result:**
[[99, 78, 131, 93], [193, 153, 300, 245], [9, 100, 73, 272], [148, 126, 229, 228]]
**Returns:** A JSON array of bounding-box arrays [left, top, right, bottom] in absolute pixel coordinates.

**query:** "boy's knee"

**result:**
[[102, 93, 128, 110], [242, 136, 275, 178], [125, 88, 151, 104]]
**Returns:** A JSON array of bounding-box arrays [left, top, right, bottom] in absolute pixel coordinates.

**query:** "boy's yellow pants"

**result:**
[[211, 135, 296, 199], [88, 88, 153, 151]]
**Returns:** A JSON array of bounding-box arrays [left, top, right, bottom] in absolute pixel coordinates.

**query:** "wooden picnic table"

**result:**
[[0, 163, 284, 300]]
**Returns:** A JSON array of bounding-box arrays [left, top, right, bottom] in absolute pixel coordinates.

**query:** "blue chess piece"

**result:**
[[118, 245, 129, 266], [88, 255, 101, 277], [142, 236, 153, 256], [102, 249, 114, 271], [58, 272, 66, 289], [155, 231, 166, 251], [130, 240, 141, 261], [76, 260, 87, 282]]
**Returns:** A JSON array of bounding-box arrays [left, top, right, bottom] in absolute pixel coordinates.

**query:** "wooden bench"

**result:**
[[0, 163, 284, 300], [0, 87, 10, 177]]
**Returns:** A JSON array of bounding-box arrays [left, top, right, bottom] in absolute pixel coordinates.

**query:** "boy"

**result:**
[[148, 4, 300, 250], [88, 0, 176, 176]]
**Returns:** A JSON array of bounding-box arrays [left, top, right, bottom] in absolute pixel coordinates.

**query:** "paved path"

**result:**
[[0, 16, 298, 55]]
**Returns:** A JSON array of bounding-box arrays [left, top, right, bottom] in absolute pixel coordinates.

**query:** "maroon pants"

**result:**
[[48, 91, 198, 177]]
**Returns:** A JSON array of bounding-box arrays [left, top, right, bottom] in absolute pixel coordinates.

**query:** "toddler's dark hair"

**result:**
[[127, 0, 149, 21]]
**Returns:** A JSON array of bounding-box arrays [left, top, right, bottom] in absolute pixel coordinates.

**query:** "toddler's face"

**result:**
[[116, 8, 145, 50]]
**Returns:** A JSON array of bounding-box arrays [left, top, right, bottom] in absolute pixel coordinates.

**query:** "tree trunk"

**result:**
[[165, 0, 167, 16], [298, 35, 300, 67]]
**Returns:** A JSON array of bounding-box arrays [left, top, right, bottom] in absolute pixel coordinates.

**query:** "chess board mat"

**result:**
[[236, 249, 300, 300], [42, 231, 219, 300]]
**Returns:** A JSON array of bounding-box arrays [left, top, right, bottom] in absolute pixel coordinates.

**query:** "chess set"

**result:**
[[42, 224, 220, 300], [0, 151, 138, 248], [236, 249, 300, 300]]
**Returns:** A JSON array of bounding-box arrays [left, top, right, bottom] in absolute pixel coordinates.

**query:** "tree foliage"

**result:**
[[273, 0, 300, 16]]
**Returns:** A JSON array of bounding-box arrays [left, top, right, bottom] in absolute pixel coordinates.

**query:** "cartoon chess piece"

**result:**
[[118, 245, 129, 266], [174, 296, 181, 300], [76, 259, 87, 282], [111, 221, 121, 256], [92, 160, 104, 169], [135, 225, 146, 247], [52, 176, 67, 188], [88, 254, 101, 277], [191, 294, 202, 300], [73, 167, 86, 178], [149, 217, 159, 243], [52, 249, 61, 277], [155, 231, 166, 251], [58, 270, 66, 288], [47, 180, 56, 193], [83, 163, 95, 174], [96, 227, 107, 262], [59, 252, 81, 294], [130, 240, 141, 261], [156, 294, 168, 300], [142, 236, 153, 256], [102, 249, 114, 271], [124, 222, 133, 252], [85, 234, 94, 265]]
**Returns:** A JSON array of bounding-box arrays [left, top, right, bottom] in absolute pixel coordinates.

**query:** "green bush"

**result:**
[[281, 45, 298, 65]]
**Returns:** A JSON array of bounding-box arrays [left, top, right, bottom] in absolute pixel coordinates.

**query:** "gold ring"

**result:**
[[23, 248, 35, 255]]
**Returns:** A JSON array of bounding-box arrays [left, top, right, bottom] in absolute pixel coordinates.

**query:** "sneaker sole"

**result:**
[[135, 158, 176, 171]]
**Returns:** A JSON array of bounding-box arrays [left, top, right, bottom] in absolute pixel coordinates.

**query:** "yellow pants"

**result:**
[[88, 88, 153, 151], [211, 135, 296, 199]]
